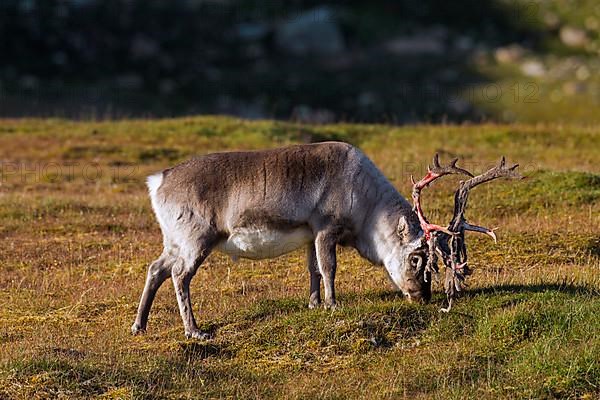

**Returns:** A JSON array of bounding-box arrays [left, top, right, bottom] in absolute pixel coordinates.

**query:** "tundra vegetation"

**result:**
[[0, 117, 599, 399]]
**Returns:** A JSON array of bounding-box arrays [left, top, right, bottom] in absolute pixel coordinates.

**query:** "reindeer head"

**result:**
[[411, 154, 522, 311]]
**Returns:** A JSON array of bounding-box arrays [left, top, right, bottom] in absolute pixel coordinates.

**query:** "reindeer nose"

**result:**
[[405, 291, 430, 304]]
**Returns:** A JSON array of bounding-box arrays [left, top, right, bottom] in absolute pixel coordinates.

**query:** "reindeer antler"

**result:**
[[411, 154, 472, 283], [411, 154, 473, 239], [449, 157, 522, 235], [412, 155, 522, 312]]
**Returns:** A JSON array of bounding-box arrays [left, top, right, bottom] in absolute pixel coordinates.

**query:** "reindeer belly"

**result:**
[[216, 227, 313, 261]]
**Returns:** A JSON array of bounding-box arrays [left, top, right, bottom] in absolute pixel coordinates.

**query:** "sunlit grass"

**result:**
[[0, 117, 598, 399]]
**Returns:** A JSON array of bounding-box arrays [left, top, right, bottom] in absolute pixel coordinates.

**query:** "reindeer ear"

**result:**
[[397, 216, 409, 240]]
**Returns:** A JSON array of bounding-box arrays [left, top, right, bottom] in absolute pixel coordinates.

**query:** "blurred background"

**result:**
[[1, 0, 598, 123]]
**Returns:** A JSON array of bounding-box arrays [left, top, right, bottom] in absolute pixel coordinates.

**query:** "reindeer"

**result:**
[[131, 142, 521, 339]]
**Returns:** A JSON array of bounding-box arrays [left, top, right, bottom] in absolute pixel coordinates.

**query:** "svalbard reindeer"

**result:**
[[131, 142, 520, 339]]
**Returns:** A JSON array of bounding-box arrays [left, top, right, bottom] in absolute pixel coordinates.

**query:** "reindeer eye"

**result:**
[[410, 255, 423, 269]]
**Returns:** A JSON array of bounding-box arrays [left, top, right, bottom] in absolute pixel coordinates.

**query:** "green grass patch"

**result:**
[[488, 170, 600, 214]]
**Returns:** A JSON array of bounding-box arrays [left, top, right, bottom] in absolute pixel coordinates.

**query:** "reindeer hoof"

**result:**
[[323, 301, 338, 310], [185, 330, 212, 340], [308, 300, 321, 309], [131, 323, 146, 335]]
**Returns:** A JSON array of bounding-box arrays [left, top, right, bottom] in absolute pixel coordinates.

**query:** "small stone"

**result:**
[[494, 44, 525, 64], [521, 60, 546, 77], [560, 26, 589, 48]]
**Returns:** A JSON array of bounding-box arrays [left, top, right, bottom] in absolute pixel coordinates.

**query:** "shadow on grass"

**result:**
[[587, 236, 600, 258], [2, 358, 165, 399], [179, 342, 235, 361], [360, 282, 600, 304], [465, 283, 600, 297], [217, 282, 599, 325]]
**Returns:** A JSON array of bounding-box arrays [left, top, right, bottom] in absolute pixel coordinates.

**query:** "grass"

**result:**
[[0, 116, 599, 399]]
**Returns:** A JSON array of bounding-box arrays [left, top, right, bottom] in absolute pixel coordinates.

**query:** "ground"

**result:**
[[0, 117, 598, 399]]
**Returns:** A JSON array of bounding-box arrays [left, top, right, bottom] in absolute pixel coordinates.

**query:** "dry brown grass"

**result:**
[[0, 117, 598, 399]]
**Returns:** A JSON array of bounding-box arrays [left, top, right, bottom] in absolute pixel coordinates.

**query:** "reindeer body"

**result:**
[[149, 142, 420, 264], [133, 142, 429, 339]]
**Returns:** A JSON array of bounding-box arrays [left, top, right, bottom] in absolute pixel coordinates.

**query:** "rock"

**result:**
[[384, 31, 445, 56], [494, 44, 525, 64], [275, 6, 344, 56], [560, 26, 589, 49], [521, 60, 546, 77]]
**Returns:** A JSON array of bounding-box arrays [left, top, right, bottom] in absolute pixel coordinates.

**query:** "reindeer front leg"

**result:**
[[314, 231, 337, 309], [307, 243, 321, 308]]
